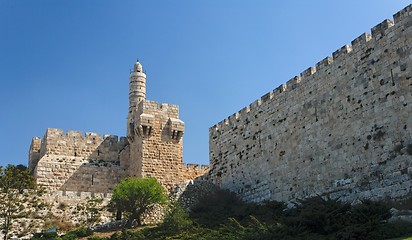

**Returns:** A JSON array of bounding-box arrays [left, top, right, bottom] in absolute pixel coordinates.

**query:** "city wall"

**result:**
[[209, 5, 412, 203], [29, 129, 129, 193]]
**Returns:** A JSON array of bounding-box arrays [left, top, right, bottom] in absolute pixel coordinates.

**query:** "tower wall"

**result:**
[[209, 5, 412, 203], [129, 100, 208, 191], [28, 137, 41, 171]]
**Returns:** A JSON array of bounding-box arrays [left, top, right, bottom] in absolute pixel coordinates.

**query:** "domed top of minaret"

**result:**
[[134, 60, 143, 72]]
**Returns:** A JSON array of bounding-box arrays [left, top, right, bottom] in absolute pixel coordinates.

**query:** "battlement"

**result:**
[[43, 128, 127, 143], [136, 100, 180, 119], [185, 163, 210, 171], [28, 128, 129, 172], [179, 163, 210, 183], [211, 4, 412, 133]]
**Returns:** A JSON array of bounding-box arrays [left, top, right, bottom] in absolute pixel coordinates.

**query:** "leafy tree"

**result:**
[[0, 164, 41, 240], [110, 177, 167, 226]]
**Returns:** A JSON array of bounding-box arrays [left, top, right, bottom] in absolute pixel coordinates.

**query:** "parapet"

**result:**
[[180, 163, 210, 181], [32, 128, 129, 165], [137, 100, 180, 118], [210, 4, 412, 133], [184, 163, 209, 171]]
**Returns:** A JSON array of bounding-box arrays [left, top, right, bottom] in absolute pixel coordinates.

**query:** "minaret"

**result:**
[[129, 60, 146, 111], [127, 59, 147, 138]]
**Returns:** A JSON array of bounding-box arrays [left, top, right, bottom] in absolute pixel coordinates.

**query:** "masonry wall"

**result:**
[[209, 5, 412, 203], [30, 129, 128, 193], [129, 100, 208, 191]]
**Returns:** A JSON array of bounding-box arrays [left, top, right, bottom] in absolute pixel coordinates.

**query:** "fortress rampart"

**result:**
[[29, 128, 129, 193], [29, 128, 128, 166], [209, 5, 412, 203]]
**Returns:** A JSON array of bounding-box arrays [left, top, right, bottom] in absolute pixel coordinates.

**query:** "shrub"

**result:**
[[159, 203, 193, 234], [59, 226, 93, 240], [110, 177, 167, 226]]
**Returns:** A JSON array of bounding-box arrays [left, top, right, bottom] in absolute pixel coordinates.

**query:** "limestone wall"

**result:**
[[129, 100, 208, 191], [32, 128, 128, 161], [209, 5, 412, 203], [30, 129, 128, 193], [34, 156, 125, 193]]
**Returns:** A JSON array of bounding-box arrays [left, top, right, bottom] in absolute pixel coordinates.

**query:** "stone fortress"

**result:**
[[209, 4, 412, 203], [28, 4, 412, 206], [28, 60, 208, 194]]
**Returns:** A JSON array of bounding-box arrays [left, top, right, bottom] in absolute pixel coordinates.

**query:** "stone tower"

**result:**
[[127, 60, 189, 190], [127, 60, 147, 137]]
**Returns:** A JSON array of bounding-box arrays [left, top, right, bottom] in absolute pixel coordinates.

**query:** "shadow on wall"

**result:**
[[30, 129, 130, 194]]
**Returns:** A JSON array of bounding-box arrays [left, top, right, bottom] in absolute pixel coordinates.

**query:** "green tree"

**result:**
[[110, 177, 167, 226], [0, 164, 41, 240]]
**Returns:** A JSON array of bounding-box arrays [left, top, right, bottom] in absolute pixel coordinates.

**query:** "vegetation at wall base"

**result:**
[[31, 226, 93, 240], [34, 189, 412, 240]]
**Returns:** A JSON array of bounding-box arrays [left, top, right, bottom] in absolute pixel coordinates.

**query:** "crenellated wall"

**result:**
[[209, 4, 412, 203], [32, 128, 128, 161], [29, 129, 129, 193]]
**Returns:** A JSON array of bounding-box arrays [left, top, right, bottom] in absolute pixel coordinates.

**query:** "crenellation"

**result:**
[[261, 92, 273, 103], [286, 76, 302, 90], [351, 33, 372, 50], [332, 44, 353, 60], [186, 164, 200, 171], [315, 57, 334, 71], [393, 4, 412, 24], [209, 4, 412, 203], [274, 83, 287, 94], [67, 130, 82, 138], [85, 132, 102, 140], [227, 113, 238, 124], [300, 67, 316, 78]]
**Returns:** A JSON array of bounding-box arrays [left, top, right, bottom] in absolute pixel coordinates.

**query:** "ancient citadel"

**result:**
[[28, 60, 208, 195], [29, 5, 411, 204]]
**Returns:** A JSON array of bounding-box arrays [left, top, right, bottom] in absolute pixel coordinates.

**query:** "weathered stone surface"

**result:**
[[209, 4, 412, 203]]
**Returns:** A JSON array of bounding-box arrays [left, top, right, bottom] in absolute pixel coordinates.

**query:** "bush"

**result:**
[[159, 203, 193, 234], [60, 226, 93, 239], [88, 236, 105, 240], [190, 188, 244, 228], [31, 231, 59, 240]]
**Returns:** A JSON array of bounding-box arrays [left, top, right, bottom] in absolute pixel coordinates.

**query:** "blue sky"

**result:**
[[0, 1, 410, 167]]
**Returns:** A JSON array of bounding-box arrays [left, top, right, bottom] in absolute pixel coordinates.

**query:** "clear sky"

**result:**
[[0, 1, 410, 167]]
